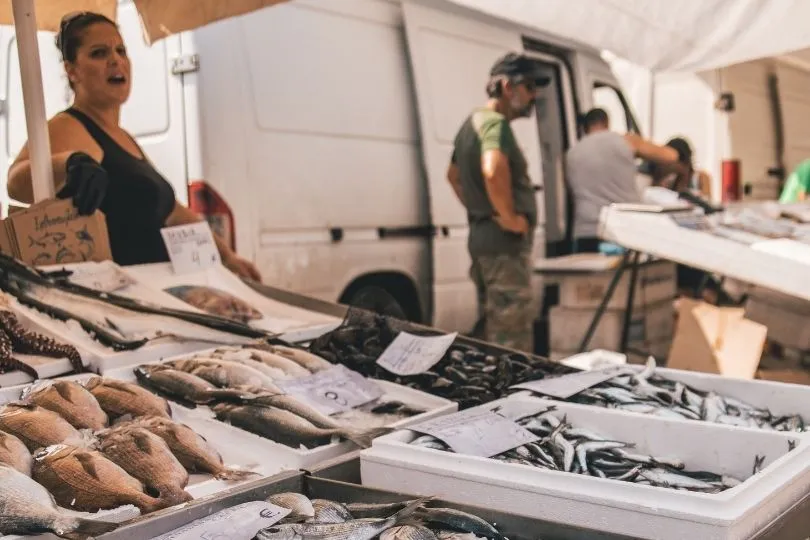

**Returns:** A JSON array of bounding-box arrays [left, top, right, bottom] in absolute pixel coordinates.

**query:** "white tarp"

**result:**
[[447, 0, 810, 72]]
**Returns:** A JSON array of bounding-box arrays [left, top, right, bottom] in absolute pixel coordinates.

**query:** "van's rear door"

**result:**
[[402, 0, 543, 332]]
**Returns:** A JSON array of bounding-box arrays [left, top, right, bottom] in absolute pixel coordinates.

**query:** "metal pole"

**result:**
[[12, 0, 55, 203], [578, 251, 631, 353], [619, 251, 642, 353]]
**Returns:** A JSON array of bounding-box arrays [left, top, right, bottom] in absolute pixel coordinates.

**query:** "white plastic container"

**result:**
[[124, 263, 341, 342], [360, 395, 809, 540], [0, 355, 457, 474]]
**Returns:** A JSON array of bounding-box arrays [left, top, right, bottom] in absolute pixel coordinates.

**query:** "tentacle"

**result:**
[[0, 311, 85, 374], [0, 328, 39, 379]]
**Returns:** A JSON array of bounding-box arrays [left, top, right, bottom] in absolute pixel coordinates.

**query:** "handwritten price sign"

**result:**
[[161, 222, 221, 275], [276, 365, 384, 415]]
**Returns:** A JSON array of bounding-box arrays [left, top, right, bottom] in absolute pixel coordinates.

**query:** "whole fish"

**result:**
[[168, 358, 280, 390], [344, 500, 417, 519], [0, 403, 83, 452], [212, 403, 387, 449], [267, 492, 315, 523], [32, 444, 167, 514], [0, 463, 118, 539], [310, 499, 353, 523], [97, 426, 192, 505], [134, 364, 256, 405], [269, 345, 333, 373], [381, 525, 438, 540], [242, 349, 312, 378], [127, 416, 256, 481], [205, 353, 290, 380], [84, 377, 171, 419], [0, 430, 32, 476], [246, 393, 343, 430], [412, 508, 506, 540], [22, 380, 109, 430], [256, 497, 430, 540]]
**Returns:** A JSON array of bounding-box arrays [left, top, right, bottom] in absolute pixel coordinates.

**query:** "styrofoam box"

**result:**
[[124, 263, 341, 343], [620, 364, 810, 430], [7, 291, 257, 375], [549, 299, 674, 352], [558, 260, 676, 310], [0, 351, 456, 475], [360, 395, 809, 540]]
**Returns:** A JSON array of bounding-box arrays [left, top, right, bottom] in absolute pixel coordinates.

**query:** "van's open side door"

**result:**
[[402, 0, 543, 332]]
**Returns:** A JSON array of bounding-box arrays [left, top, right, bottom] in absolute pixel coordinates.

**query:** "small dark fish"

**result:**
[[344, 499, 419, 519], [412, 507, 506, 540]]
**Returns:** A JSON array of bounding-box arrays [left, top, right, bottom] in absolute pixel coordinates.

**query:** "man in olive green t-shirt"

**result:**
[[446, 52, 549, 353]]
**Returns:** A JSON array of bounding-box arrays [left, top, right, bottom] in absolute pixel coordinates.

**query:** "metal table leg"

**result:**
[[578, 250, 633, 353], [619, 251, 641, 353]]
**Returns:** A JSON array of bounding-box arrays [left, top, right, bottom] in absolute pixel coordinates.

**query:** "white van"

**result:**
[[0, 0, 640, 335]]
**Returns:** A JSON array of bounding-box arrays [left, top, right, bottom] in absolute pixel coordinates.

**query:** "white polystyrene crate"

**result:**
[[619, 365, 810, 430], [124, 263, 341, 341], [0, 350, 457, 469], [360, 395, 809, 540], [8, 295, 255, 374]]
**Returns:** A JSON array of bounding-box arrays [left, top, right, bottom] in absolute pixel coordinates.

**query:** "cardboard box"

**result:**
[[668, 299, 767, 379], [0, 199, 111, 265]]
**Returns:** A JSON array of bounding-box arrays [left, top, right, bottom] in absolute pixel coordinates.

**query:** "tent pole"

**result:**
[[12, 0, 55, 203]]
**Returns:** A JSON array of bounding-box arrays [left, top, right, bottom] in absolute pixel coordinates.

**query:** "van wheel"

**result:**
[[346, 285, 408, 320]]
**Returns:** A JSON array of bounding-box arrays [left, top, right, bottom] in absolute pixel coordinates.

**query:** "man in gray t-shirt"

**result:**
[[566, 108, 680, 252]]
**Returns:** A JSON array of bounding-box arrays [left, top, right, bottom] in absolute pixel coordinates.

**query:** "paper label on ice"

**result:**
[[276, 365, 384, 415], [152, 501, 289, 540], [510, 365, 629, 398], [66, 262, 135, 293], [409, 408, 539, 457], [161, 222, 221, 275], [376, 331, 458, 376]]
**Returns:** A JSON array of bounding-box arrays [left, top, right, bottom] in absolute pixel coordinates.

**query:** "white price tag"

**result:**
[[153, 501, 289, 540], [510, 365, 629, 399], [376, 331, 458, 376], [276, 365, 384, 415], [161, 222, 221, 275], [67, 262, 135, 293], [409, 408, 539, 458]]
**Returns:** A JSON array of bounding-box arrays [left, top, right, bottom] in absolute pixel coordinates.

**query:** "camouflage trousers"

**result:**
[[469, 250, 535, 353]]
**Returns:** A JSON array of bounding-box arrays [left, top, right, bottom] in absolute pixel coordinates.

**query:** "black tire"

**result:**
[[346, 285, 408, 320]]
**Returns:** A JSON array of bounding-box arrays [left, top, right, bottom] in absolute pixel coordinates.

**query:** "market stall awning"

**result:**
[[447, 0, 810, 72], [0, 0, 289, 43]]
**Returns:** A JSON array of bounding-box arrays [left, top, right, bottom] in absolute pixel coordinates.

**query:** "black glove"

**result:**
[[57, 152, 108, 216]]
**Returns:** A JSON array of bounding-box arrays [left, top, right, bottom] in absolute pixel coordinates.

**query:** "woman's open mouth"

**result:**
[[107, 74, 127, 85]]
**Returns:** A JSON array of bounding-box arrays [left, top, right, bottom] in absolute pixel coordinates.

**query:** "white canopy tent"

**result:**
[[448, 0, 810, 73]]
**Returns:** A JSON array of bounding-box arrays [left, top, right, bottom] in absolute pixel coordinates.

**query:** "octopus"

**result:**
[[0, 310, 85, 377]]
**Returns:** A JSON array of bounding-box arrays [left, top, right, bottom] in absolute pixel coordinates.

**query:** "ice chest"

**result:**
[[360, 395, 810, 540]]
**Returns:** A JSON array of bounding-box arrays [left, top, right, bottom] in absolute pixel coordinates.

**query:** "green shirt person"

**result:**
[[446, 53, 549, 353], [779, 159, 810, 203]]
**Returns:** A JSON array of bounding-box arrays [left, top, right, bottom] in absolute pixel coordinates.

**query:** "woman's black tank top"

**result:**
[[65, 108, 177, 266]]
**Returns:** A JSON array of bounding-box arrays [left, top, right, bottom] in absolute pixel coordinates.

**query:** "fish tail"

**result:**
[[391, 496, 433, 523], [214, 466, 260, 482], [343, 426, 393, 449], [56, 516, 119, 539], [157, 484, 194, 505]]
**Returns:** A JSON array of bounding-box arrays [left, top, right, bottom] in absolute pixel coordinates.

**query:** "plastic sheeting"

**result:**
[[447, 0, 810, 72]]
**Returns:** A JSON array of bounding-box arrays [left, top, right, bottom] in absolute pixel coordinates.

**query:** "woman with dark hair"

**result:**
[[648, 136, 713, 200], [7, 12, 260, 280]]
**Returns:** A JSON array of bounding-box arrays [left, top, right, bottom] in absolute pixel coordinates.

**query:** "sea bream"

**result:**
[[0, 463, 118, 539], [0, 403, 84, 452], [84, 376, 171, 420], [125, 416, 257, 481], [22, 379, 109, 430]]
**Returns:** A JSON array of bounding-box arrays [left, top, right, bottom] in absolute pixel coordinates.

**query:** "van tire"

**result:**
[[345, 285, 408, 320]]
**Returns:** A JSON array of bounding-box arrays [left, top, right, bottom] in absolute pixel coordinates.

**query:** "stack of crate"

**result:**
[[549, 259, 678, 364]]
